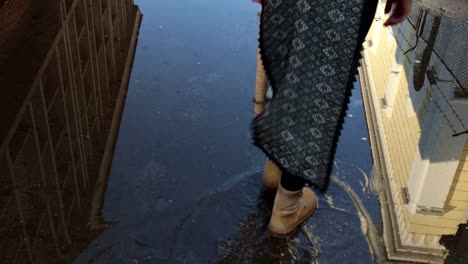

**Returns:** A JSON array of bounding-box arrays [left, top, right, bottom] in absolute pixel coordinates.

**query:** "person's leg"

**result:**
[[262, 159, 282, 190], [280, 171, 307, 191], [262, 162, 308, 191]]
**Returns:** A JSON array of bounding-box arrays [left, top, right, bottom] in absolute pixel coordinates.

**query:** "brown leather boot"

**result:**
[[261, 159, 282, 190], [268, 184, 318, 238]]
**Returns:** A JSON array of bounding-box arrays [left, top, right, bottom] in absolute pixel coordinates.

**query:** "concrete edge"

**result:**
[[89, 7, 143, 229]]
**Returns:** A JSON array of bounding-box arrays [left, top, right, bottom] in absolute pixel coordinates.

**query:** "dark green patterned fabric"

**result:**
[[253, 0, 377, 190]]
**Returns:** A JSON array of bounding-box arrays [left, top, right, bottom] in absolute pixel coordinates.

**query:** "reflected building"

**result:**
[[359, 0, 468, 263], [0, 0, 141, 263]]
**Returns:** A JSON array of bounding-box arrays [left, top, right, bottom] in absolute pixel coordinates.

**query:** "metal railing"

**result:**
[[0, 0, 140, 262], [407, 0, 468, 98]]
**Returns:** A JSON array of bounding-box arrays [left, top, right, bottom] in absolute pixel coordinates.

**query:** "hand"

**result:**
[[384, 0, 412, 26]]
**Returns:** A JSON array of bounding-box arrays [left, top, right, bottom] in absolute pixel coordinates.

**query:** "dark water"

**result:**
[[75, 0, 381, 263]]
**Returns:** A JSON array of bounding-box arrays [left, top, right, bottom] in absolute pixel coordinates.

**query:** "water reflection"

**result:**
[[0, 0, 141, 263], [5, 0, 466, 263], [216, 189, 321, 264], [1, 0, 382, 262], [360, 1, 468, 262]]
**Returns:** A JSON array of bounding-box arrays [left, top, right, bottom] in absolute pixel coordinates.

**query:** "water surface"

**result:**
[[75, 0, 381, 263]]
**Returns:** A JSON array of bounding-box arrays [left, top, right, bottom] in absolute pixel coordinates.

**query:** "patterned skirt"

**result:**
[[253, 0, 378, 190]]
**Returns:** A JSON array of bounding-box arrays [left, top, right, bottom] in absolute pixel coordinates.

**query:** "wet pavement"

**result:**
[[74, 0, 382, 263]]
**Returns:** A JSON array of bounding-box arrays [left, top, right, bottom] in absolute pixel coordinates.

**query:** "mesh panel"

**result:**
[[407, 1, 468, 95]]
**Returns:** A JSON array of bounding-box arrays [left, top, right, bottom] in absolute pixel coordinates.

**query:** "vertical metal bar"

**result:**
[[63, 2, 92, 159], [28, 103, 62, 256], [106, 0, 117, 80], [98, 0, 111, 98], [60, 2, 87, 190], [70, 3, 95, 151], [6, 149, 34, 263], [60, 1, 90, 190], [83, 0, 103, 132], [120, 0, 127, 38], [66, 193, 76, 226], [69, 13, 94, 163], [12, 238, 23, 264], [118, 0, 123, 51], [86, 0, 105, 126], [113, 0, 122, 67], [38, 81, 71, 244], [91, 0, 104, 122], [55, 46, 82, 211], [32, 212, 46, 244]]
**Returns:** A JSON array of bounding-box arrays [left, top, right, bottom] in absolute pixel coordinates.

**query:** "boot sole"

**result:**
[[268, 203, 318, 238]]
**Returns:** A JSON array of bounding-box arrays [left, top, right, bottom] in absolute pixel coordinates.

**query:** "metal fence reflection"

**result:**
[[0, 0, 141, 262]]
